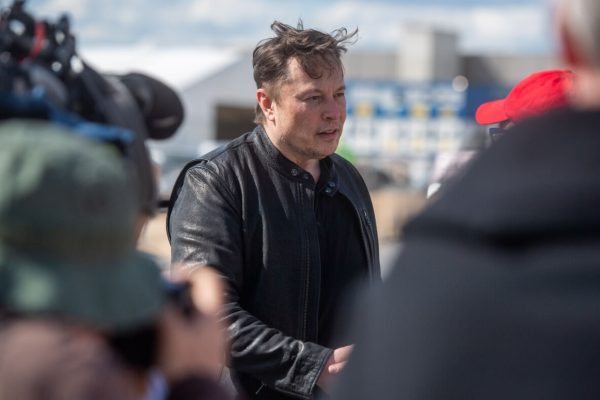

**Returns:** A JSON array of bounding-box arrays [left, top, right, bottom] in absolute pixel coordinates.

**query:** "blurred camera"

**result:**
[[0, 0, 185, 213], [164, 281, 197, 319]]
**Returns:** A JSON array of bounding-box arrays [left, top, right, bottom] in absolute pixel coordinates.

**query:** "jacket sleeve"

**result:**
[[169, 165, 332, 399]]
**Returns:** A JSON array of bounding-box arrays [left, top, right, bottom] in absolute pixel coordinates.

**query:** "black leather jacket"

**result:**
[[167, 126, 380, 399]]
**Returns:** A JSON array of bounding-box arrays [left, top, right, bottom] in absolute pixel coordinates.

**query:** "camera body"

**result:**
[[0, 0, 184, 214]]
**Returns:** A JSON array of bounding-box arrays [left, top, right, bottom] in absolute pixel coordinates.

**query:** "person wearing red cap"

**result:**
[[475, 69, 573, 142], [332, 0, 600, 399], [427, 70, 574, 200]]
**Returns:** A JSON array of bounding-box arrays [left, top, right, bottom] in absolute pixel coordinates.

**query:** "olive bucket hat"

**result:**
[[0, 119, 164, 331]]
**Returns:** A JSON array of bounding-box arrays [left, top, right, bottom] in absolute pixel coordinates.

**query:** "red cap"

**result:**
[[475, 70, 573, 125]]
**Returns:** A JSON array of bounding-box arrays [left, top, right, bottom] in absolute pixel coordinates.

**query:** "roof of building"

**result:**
[[79, 45, 244, 90]]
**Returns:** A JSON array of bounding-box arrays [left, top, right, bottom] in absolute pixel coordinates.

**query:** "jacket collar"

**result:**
[[253, 125, 339, 195]]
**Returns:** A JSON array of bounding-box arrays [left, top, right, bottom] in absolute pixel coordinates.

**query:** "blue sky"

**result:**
[[19, 0, 555, 54]]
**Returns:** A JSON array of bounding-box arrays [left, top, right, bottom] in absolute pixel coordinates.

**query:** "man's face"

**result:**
[[266, 58, 346, 166]]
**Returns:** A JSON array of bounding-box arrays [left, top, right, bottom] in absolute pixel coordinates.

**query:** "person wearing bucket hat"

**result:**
[[475, 70, 574, 142], [0, 120, 231, 400], [0, 119, 164, 330]]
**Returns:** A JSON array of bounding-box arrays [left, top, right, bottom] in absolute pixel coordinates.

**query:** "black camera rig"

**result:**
[[0, 0, 184, 214]]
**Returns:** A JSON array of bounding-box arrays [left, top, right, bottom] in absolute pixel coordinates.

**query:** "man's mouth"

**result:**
[[318, 128, 339, 136]]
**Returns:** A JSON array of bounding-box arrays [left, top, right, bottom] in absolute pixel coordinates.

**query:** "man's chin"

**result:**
[[305, 146, 335, 160], [317, 144, 339, 159]]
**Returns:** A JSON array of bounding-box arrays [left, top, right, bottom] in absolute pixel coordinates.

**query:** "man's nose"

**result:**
[[322, 97, 342, 120]]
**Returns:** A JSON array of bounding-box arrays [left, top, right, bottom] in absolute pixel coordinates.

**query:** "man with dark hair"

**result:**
[[333, 0, 600, 399], [168, 21, 380, 399]]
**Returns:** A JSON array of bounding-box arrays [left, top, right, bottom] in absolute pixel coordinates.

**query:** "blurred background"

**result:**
[[19, 0, 559, 275]]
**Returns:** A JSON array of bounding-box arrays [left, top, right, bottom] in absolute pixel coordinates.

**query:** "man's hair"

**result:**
[[559, 0, 600, 69], [252, 20, 358, 124]]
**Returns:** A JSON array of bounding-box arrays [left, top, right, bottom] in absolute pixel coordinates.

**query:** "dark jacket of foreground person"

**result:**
[[168, 126, 380, 399], [334, 108, 600, 400]]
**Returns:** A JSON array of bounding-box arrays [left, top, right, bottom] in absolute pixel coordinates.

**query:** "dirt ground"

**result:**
[[137, 212, 171, 267]]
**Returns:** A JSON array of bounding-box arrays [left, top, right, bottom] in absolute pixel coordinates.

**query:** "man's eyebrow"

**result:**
[[297, 88, 322, 97], [298, 85, 346, 96]]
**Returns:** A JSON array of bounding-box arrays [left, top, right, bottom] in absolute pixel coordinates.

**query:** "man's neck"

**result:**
[[287, 153, 321, 183], [304, 161, 321, 183], [263, 124, 321, 182]]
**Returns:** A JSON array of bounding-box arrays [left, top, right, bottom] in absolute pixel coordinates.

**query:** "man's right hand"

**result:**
[[317, 344, 354, 393]]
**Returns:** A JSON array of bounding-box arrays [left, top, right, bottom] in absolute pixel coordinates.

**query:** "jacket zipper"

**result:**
[[302, 234, 310, 340], [338, 191, 375, 279], [358, 207, 374, 278], [255, 383, 265, 395], [302, 183, 310, 340]]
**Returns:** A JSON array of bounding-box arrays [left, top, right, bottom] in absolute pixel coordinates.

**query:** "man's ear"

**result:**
[[256, 89, 275, 122]]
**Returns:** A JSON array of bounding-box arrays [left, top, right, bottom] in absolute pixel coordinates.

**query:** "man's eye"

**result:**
[[335, 92, 345, 98]]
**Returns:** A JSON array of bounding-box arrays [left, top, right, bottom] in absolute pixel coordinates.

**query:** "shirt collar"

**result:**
[[254, 125, 339, 193]]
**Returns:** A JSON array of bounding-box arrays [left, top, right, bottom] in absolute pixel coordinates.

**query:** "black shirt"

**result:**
[[315, 160, 368, 347]]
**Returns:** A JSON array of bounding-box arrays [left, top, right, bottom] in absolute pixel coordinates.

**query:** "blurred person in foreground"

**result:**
[[332, 0, 600, 399], [0, 319, 137, 400], [168, 21, 380, 399], [0, 120, 229, 400], [427, 69, 573, 200]]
